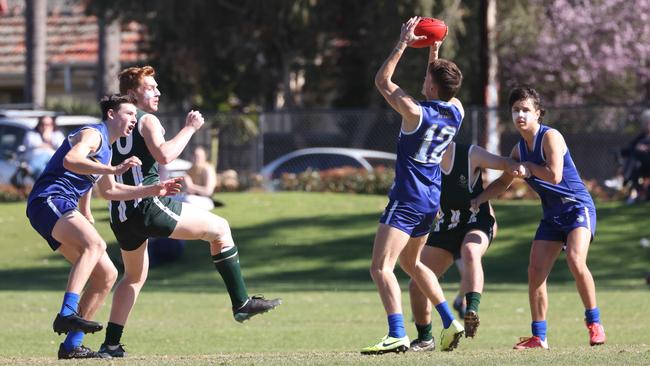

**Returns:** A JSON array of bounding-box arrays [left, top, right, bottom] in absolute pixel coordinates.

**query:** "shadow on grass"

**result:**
[[1, 201, 648, 293]]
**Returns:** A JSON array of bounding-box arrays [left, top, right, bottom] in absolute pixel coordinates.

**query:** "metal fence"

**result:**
[[158, 105, 650, 182]]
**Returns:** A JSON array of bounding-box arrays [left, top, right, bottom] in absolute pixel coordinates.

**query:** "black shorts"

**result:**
[[110, 196, 183, 251], [425, 215, 495, 259]]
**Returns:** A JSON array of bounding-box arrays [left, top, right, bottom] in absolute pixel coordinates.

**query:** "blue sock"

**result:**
[[435, 301, 454, 328], [387, 313, 406, 338], [585, 307, 601, 324], [62, 331, 84, 352], [60, 292, 80, 317], [532, 320, 547, 341]]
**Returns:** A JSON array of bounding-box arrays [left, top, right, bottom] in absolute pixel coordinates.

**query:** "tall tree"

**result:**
[[25, 0, 46, 108], [97, 8, 121, 98]]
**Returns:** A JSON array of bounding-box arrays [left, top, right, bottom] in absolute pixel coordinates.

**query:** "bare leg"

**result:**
[[57, 248, 118, 320], [52, 210, 107, 294], [108, 242, 149, 326], [564, 227, 597, 309], [369, 224, 410, 315], [460, 230, 490, 295], [528, 240, 563, 322], [399, 235, 446, 306], [409, 246, 454, 325], [170, 203, 234, 254]]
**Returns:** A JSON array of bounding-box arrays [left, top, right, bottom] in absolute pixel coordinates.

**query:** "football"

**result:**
[[411, 17, 448, 48]]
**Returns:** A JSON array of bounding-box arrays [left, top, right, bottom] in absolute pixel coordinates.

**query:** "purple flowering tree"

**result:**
[[499, 0, 650, 105]]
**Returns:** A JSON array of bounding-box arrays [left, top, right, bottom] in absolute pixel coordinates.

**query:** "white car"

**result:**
[[260, 147, 396, 189]]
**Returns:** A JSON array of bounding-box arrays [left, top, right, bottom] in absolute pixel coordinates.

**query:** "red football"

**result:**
[[411, 17, 448, 48]]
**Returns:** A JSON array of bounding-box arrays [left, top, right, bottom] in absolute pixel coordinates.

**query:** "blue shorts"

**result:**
[[535, 206, 596, 243], [26, 196, 78, 251], [379, 199, 437, 238]]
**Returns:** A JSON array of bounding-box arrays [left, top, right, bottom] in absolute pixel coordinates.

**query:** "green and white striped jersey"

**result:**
[[109, 109, 160, 223]]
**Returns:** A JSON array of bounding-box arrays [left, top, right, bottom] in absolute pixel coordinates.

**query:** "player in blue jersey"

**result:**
[[26, 95, 182, 359], [361, 16, 465, 354], [472, 86, 606, 349]]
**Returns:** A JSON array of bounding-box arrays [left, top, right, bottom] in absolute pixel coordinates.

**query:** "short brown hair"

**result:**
[[118, 66, 156, 94], [509, 86, 545, 123], [428, 59, 462, 101], [99, 94, 136, 120]]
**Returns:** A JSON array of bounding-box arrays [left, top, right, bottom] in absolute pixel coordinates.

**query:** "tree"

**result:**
[[97, 8, 121, 98], [498, 0, 650, 105], [25, 0, 46, 108]]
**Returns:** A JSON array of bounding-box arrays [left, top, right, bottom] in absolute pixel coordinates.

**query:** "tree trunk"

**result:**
[[25, 0, 46, 108], [482, 0, 500, 182], [97, 10, 121, 98]]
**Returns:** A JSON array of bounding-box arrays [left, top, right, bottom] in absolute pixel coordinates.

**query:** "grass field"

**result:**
[[1, 192, 649, 365]]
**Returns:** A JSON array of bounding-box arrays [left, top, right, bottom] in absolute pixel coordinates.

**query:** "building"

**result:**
[[0, 0, 148, 105]]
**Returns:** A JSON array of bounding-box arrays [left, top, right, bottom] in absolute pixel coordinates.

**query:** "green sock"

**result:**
[[212, 246, 249, 309], [415, 322, 433, 341], [465, 292, 482, 313], [104, 322, 124, 346]]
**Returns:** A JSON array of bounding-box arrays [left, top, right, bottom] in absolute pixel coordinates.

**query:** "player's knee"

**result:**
[[399, 259, 417, 276], [201, 216, 232, 242], [461, 247, 479, 264], [566, 255, 588, 274], [86, 238, 107, 256], [126, 270, 148, 287], [369, 264, 390, 281], [106, 264, 119, 287]]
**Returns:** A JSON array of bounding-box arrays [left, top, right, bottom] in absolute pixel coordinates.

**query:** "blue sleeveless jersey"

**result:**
[[518, 125, 594, 218], [389, 100, 463, 212], [28, 123, 112, 204]]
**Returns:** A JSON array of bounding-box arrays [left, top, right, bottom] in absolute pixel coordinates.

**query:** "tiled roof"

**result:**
[[0, 2, 148, 74]]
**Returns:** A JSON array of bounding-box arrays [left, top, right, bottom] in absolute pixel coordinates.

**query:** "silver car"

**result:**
[[260, 147, 396, 189]]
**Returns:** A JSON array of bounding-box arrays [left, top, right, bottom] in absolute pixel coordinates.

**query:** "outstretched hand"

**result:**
[[113, 156, 142, 175], [156, 177, 184, 196], [508, 161, 531, 178], [399, 16, 427, 47]]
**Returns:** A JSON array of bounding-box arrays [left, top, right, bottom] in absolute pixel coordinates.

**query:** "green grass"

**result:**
[[1, 193, 649, 365]]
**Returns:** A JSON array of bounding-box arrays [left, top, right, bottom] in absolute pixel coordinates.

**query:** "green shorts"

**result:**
[[110, 196, 183, 251], [426, 215, 495, 260]]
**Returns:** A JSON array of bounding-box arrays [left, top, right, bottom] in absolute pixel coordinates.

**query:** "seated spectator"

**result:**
[[182, 146, 217, 210], [23, 115, 65, 179], [621, 110, 650, 203]]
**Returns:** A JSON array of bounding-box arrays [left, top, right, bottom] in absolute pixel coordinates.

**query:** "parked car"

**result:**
[[0, 110, 102, 185], [0, 109, 193, 186], [260, 147, 397, 189]]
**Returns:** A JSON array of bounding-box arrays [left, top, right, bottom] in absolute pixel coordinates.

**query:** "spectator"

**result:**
[[23, 115, 66, 179], [621, 110, 650, 203], [181, 146, 217, 210]]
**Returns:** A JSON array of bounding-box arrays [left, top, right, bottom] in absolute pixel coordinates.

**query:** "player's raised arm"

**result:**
[[140, 110, 204, 165], [374, 16, 427, 128]]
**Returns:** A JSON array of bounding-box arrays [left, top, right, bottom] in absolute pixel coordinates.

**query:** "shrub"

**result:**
[[278, 167, 395, 194]]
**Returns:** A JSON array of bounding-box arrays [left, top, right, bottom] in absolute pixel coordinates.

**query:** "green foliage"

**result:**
[[278, 167, 395, 194], [85, 0, 486, 110]]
